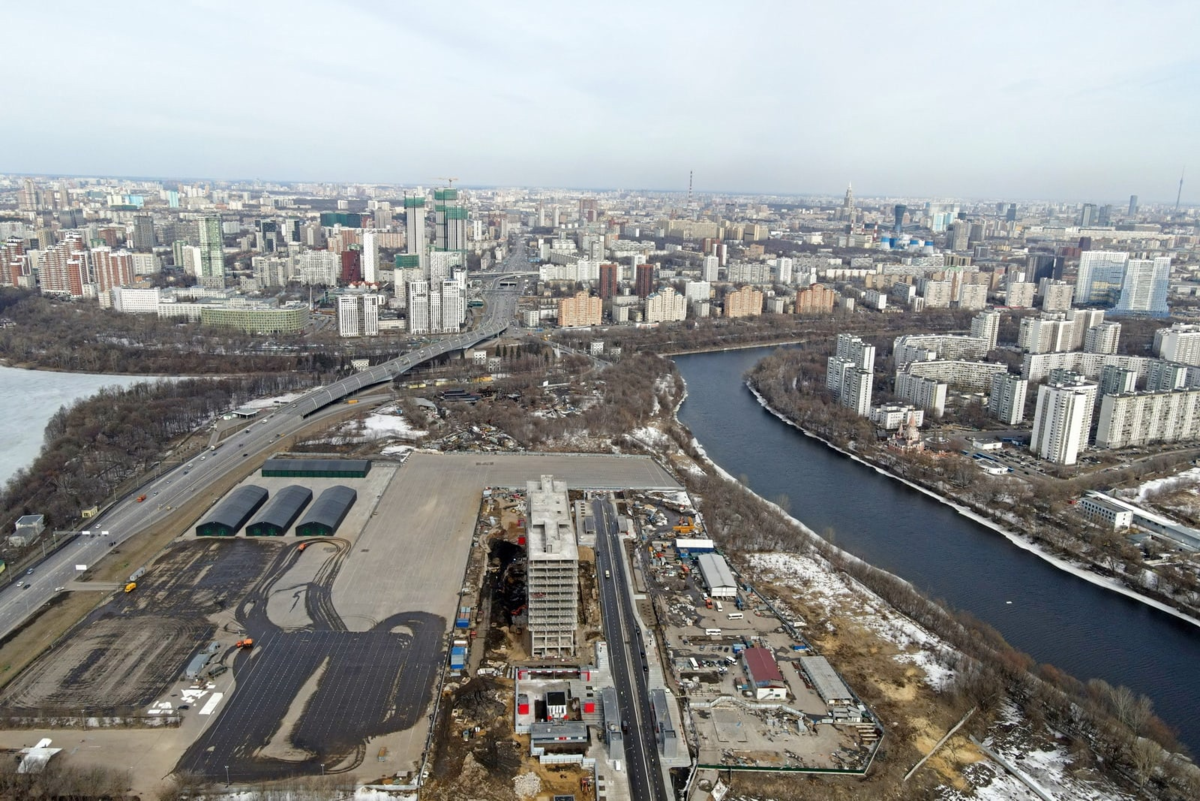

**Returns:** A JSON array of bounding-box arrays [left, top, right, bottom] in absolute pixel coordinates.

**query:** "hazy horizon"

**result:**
[[3, 1, 1197, 203]]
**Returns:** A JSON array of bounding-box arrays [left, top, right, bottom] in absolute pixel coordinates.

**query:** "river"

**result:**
[[0, 365, 152, 486], [674, 346, 1200, 754]]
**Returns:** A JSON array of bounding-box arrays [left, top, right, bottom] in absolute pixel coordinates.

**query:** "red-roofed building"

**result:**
[[742, 647, 788, 700]]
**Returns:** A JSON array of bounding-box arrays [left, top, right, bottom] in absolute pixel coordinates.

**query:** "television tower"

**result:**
[[1177, 166, 1185, 213]]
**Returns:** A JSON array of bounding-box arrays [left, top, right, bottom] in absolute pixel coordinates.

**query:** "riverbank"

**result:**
[[744, 379, 1200, 631]]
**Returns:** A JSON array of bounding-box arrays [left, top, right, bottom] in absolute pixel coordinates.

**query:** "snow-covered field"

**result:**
[[749, 552, 956, 689], [238, 392, 306, 410], [1128, 466, 1200, 502], [361, 412, 426, 440]]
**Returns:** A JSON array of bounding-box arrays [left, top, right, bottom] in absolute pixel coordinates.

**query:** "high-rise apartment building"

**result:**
[[1099, 364, 1139, 397], [957, 283, 988, 310], [1041, 281, 1074, 312], [38, 233, 88, 296], [91, 248, 134, 294], [1096, 389, 1200, 449], [702, 255, 720, 282], [598, 263, 618, 299], [558, 291, 602, 327], [1154, 324, 1200, 366], [635, 264, 654, 298], [407, 280, 430, 334], [131, 215, 156, 250], [1030, 379, 1098, 465], [795, 284, 836, 314], [1005, 282, 1036, 308], [841, 368, 873, 417], [684, 280, 711, 303], [895, 372, 947, 417], [1084, 321, 1121, 354], [1113, 257, 1170, 317], [525, 475, 578, 658], [1075, 251, 1128, 305], [989, 373, 1028, 425], [725, 286, 763, 318], [434, 188, 467, 253], [922, 280, 953, 308], [340, 248, 362, 283], [970, 310, 1001, 352], [197, 216, 225, 288], [404, 195, 427, 274], [645, 286, 686, 323], [361, 230, 379, 284], [338, 294, 380, 337]]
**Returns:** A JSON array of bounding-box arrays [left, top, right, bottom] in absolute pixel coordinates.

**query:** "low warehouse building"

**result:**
[[295, 486, 357, 536], [742, 647, 789, 701], [696, 552, 737, 598], [800, 655, 856, 711], [245, 485, 313, 536], [261, 458, 371, 479], [196, 486, 269, 537]]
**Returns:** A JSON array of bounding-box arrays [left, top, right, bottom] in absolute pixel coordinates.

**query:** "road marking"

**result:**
[[199, 692, 224, 715]]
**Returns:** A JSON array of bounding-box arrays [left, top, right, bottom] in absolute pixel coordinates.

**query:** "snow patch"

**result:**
[[1129, 466, 1200, 501]]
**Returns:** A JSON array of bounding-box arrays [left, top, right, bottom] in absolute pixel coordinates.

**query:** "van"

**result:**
[[727, 612, 744, 620], [604, 570, 611, 579], [704, 628, 722, 636]]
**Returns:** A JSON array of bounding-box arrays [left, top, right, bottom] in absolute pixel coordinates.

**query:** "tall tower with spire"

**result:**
[[840, 183, 855, 221]]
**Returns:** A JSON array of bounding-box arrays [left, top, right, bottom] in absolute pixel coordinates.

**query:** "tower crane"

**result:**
[[435, 177, 459, 188]]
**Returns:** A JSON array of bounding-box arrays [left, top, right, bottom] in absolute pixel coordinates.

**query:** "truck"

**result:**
[[124, 582, 137, 593], [715, 600, 724, 613], [604, 570, 611, 579], [346, 399, 359, 405], [136, 494, 147, 503], [234, 638, 254, 649]]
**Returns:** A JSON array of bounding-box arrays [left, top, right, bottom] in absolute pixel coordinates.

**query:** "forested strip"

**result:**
[[1, 374, 318, 534]]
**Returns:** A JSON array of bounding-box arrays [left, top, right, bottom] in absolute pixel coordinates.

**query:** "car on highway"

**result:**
[[21, 583, 30, 589], [26, 568, 34, 575]]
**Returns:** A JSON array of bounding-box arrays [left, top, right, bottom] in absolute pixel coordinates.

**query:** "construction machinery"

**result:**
[[673, 516, 697, 534], [124, 582, 137, 593], [234, 638, 254, 649]]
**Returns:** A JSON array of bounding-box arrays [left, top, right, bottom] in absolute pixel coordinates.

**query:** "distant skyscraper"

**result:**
[[635, 264, 654, 298], [839, 183, 855, 221], [1005, 203, 1017, 222], [702, 255, 719, 282], [362, 230, 378, 283], [407, 280, 430, 334], [404, 195, 427, 274], [341, 248, 362, 283], [1128, 195, 1139, 216], [598, 263, 618, 299], [1113, 257, 1171, 317], [1097, 205, 1112, 226], [893, 204, 907, 233], [1078, 203, 1097, 227], [197, 216, 224, 287]]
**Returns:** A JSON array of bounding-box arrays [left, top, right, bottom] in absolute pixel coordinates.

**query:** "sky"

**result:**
[[3, 0, 1198, 202]]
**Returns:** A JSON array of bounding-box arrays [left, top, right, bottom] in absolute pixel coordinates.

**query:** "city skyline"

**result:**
[[2, 1, 1197, 201]]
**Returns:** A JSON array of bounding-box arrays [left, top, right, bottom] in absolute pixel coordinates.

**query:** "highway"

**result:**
[[0, 244, 531, 642], [594, 497, 669, 801]]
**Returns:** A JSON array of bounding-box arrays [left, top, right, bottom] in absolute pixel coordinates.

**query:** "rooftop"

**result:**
[[527, 475, 577, 562]]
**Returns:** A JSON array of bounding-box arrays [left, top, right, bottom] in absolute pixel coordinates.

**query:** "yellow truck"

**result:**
[[124, 582, 137, 593]]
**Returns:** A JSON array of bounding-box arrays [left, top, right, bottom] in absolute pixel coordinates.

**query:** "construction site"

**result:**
[[0, 451, 680, 796]]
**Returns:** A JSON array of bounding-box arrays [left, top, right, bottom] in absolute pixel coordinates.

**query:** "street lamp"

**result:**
[[225, 765, 230, 785]]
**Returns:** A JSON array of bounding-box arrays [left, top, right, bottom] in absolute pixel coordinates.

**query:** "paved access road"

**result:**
[[0, 245, 532, 642], [594, 498, 668, 801]]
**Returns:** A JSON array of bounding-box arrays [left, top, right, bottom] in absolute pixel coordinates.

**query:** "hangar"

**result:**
[[245, 485, 312, 536], [196, 486, 269, 537], [295, 486, 358, 537]]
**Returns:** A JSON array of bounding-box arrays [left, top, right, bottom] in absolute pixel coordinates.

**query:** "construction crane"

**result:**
[[435, 177, 459, 188]]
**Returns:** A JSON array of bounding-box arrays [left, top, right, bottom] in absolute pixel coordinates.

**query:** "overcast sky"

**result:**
[[4, 1, 1197, 202]]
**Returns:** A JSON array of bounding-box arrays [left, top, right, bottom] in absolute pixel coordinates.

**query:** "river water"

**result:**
[[674, 346, 1200, 753], [0, 365, 151, 487]]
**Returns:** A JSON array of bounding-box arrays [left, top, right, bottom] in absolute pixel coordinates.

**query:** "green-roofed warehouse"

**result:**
[[196, 486, 269, 537], [261, 459, 371, 479], [245, 485, 312, 536], [296, 486, 358, 537]]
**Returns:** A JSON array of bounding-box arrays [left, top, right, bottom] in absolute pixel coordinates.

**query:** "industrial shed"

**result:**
[[799, 655, 856, 709], [261, 459, 371, 479], [295, 486, 357, 537], [245, 485, 312, 536], [196, 486, 269, 537], [696, 552, 738, 598]]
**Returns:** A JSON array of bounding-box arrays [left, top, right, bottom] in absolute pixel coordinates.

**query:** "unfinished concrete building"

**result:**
[[526, 475, 579, 658]]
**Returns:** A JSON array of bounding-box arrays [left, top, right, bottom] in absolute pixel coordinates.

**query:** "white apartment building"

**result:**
[[893, 334, 989, 370], [1154, 324, 1200, 366], [294, 250, 339, 285], [1030, 380, 1098, 465], [1099, 365, 1138, 396], [702, 255, 719, 282], [684, 280, 711, 303], [957, 283, 988, 310], [525, 475, 579, 658], [988, 373, 1028, 425], [841, 368, 873, 417], [922, 280, 953, 308], [1041, 281, 1074, 312], [836, 333, 875, 370], [407, 280, 430, 334], [870, 404, 924, 430], [1084, 321, 1121, 354], [1022, 351, 1153, 383], [1076, 251, 1128, 305], [905, 359, 1009, 391], [862, 289, 888, 310], [338, 293, 380, 337], [895, 372, 947, 417], [970, 310, 1001, 351], [1005, 281, 1037, 308], [645, 287, 687, 323], [1096, 389, 1200, 449], [362, 229, 379, 283]]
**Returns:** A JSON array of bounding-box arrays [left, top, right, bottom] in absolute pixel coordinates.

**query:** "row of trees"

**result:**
[[0, 374, 319, 536]]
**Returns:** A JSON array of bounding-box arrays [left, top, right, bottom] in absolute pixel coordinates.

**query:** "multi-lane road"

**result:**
[[0, 246, 532, 642], [594, 498, 669, 801]]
